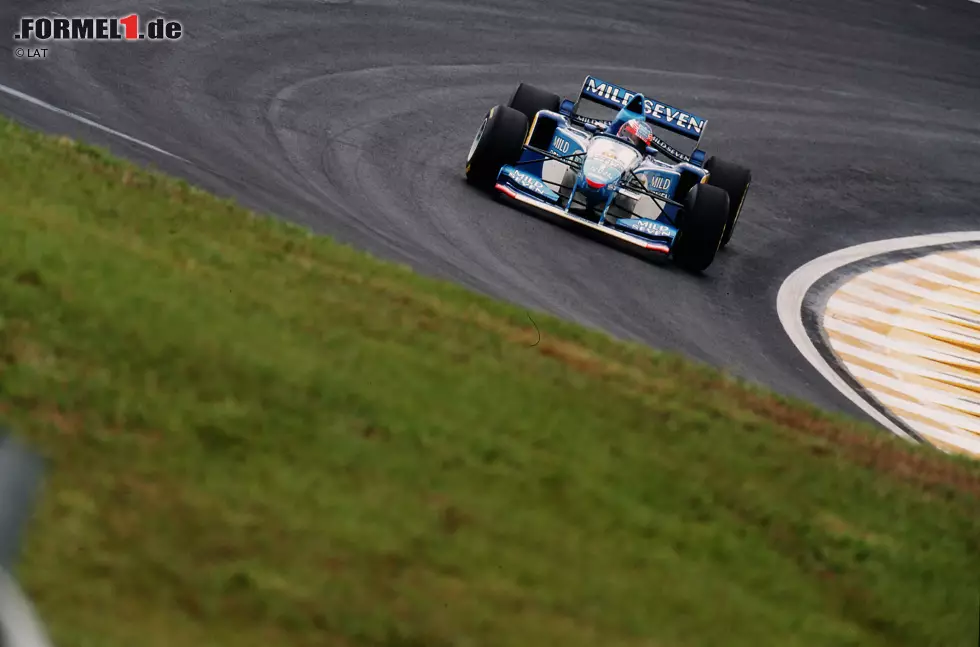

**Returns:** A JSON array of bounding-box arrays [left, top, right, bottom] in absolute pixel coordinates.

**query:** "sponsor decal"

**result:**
[[586, 156, 627, 183], [552, 136, 571, 154], [508, 169, 549, 195], [583, 77, 705, 137], [574, 114, 609, 129], [649, 134, 691, 163], [647, 174, 672, 197], [622, 219, 675, 238]]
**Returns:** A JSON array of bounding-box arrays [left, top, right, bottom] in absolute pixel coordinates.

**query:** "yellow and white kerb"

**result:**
[[823, 247, 980, 457]]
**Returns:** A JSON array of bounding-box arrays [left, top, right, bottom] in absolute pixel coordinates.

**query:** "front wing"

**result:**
[[493, 162, 678, 255]]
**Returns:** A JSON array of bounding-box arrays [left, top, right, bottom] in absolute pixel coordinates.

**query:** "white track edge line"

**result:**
[[0, 82, 187, 162], [776, 231, 980, 447]]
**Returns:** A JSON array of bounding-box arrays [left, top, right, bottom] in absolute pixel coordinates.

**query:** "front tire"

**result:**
[[507, 83, 562, 121], [465, 105, 528, 191], [672, 184, 730, 273], [704, 157, 751, 248]]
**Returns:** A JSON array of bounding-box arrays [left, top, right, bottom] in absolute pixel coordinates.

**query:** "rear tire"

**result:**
[[465, 105, 529, 191], [672, 184, 730, 273], [507, 83, 562, 122], [704, 157, 751, 248]]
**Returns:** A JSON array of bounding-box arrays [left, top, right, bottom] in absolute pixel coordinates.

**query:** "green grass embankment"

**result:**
[[1, 116, 978, 647]]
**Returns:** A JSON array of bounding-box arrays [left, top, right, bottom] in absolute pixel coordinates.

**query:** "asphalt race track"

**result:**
[[2, 0, 979, 423]]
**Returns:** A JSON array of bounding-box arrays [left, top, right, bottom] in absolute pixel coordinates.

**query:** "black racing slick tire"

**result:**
[[465, 105, 528, 191], [704, 157, 752, 248], [672, 184, 730, 273], [507, 83, 562, 122]]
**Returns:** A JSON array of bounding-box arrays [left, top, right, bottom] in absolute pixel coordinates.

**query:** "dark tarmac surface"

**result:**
[[2, 0, 979, 420]]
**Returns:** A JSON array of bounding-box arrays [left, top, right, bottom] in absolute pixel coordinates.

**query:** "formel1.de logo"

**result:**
[[15, 15, 183, 42]]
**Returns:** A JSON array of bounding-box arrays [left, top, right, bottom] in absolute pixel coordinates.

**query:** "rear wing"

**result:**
[[572, 75, 708, 146]]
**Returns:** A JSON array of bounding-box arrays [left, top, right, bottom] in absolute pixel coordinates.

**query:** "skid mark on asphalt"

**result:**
[[824, 248, 980, 456]]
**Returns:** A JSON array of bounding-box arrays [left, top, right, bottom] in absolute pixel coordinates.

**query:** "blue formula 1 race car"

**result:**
[[465, 75, 752, 272]]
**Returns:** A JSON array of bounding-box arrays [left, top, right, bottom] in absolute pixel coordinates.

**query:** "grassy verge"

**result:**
[[1, 115, 978, 647]]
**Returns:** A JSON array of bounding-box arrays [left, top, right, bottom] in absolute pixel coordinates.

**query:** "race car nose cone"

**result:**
[[581, 154, 626, 193]]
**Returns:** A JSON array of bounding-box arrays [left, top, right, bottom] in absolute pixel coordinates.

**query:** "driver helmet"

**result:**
[[617, 119, 654, 151]]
